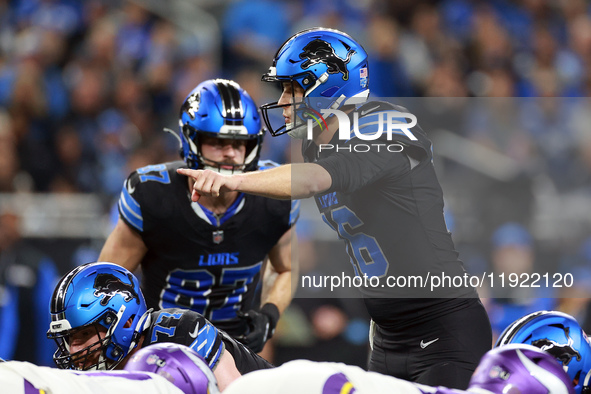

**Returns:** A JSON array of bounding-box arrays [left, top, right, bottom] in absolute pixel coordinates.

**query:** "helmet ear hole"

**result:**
[[124, 315, 135, 329]]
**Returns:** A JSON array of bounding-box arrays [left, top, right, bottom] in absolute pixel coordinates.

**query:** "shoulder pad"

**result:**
[[257, 159, 281, 171]]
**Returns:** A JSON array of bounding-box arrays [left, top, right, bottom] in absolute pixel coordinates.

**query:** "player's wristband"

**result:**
[[260, 303, 280, 332]]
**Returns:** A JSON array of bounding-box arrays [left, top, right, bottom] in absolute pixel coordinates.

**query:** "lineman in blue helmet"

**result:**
[[178, 27, 492, 389], [99, 78, 299, 354], [496, 310, 591, 394], [47, 262, 274, 391]]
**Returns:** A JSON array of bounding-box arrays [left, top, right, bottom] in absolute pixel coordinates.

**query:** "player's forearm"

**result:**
[[262, 270, 293, 314], [214, 350, 242, 391], [99, 220, 146, 272], [235, 163, 332, 200]]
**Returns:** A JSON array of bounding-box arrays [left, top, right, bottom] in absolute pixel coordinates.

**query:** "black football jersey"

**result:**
[[118, 161, 297, 336], [302, 102, 477, 327], [144, 308, 273, 374], [144, 308, 224, 369]]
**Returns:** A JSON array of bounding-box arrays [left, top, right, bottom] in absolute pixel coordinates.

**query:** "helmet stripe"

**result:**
[[51, 263, 92, 313], [214, 79, 243, 124], [496, 310, 550, 347]]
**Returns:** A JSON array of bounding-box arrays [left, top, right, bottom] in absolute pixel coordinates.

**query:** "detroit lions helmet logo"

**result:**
[[93, 273, 140, 306], [532, 326, 581, 366], [181, 91, 200, 120], [299, 39, 355, 81]]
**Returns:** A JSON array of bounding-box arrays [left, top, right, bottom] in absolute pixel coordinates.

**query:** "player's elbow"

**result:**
[[294, 165, 332, 198]]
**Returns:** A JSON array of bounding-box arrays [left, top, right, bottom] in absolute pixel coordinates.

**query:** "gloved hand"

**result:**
[[236, 303, 280, 353]]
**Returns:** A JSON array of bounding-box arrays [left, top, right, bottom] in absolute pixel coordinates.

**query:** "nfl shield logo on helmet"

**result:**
[[212, 230, 224, 244], [146, 354, 160, 365]]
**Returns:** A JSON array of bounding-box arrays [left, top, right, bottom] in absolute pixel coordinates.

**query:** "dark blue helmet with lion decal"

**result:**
[[47, 262, 150, 371], [261, 27, 369, 137], [496, 310, 591, 394]]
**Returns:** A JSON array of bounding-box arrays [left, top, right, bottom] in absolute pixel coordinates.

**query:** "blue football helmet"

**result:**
[[173, 78, 264, 173], [261, 27, 369, 137], [47, 262, 151, 371], [470, 344, 575, 394], [124, 343, 220, 394], [496, 310, 591, 394]]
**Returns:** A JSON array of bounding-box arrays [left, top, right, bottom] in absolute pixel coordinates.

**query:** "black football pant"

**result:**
[[368, 298, 492, 390]]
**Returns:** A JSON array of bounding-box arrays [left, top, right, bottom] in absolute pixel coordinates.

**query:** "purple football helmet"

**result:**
[[469, 344, 575, 394], [124, 343, 220, 394]]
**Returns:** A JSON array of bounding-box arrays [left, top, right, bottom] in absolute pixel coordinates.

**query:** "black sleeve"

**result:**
[[316, 142, 410, 193], [219, 331, 275, 373]]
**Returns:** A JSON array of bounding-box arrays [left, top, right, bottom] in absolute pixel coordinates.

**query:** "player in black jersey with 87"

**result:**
[[178, 28, 492, 389], [47, 262, 273, 391], [99, 79, 298, 353]]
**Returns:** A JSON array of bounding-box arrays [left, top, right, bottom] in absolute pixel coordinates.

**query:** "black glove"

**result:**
[[236, 303, 280, 353]]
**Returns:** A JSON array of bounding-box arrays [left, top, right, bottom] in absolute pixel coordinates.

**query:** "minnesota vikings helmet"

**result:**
[[469, 344, 575, 394], [496, 310, 591, 394], [124, 343, 220, 394], [175, 79, 264, 173], [47, 262, 150, 371], [261, 27, 369, 137]]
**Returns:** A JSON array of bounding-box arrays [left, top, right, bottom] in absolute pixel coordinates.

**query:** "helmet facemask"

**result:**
[[259, 78, 321, 138], [48, 311, 127, 371], [180, 124, 262, 174]]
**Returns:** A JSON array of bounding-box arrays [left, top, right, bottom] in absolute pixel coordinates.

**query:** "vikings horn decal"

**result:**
[[299, 39, 355, 81], [532, 325, 582, 366], [93, 273, 140, 305]]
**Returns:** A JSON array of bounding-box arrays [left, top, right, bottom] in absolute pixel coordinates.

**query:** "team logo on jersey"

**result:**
[[181, 91, 200, 120], [212, 230, 224, 244], [299, 39, 355, 81], [93, 273, 140, 305], [532, 326, 581, 366]]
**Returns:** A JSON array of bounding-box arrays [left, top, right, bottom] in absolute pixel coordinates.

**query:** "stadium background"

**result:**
[[1, 0, 591, 369]]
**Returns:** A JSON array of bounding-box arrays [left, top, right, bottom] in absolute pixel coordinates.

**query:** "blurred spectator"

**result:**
[[556, 236, 591, 325], [0, 113, 20, 192], [484, 222, 555, 342], [0, 210, 59, 365], [366, 14, 414, 98], [222, 0, 291, 76]]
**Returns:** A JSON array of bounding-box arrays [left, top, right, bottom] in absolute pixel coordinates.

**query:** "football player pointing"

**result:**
[[99, 79, 298, 353], [178, 28, 492, 389]]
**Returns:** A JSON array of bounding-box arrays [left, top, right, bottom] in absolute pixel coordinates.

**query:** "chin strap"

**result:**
[[164, 127, 183, 148]]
